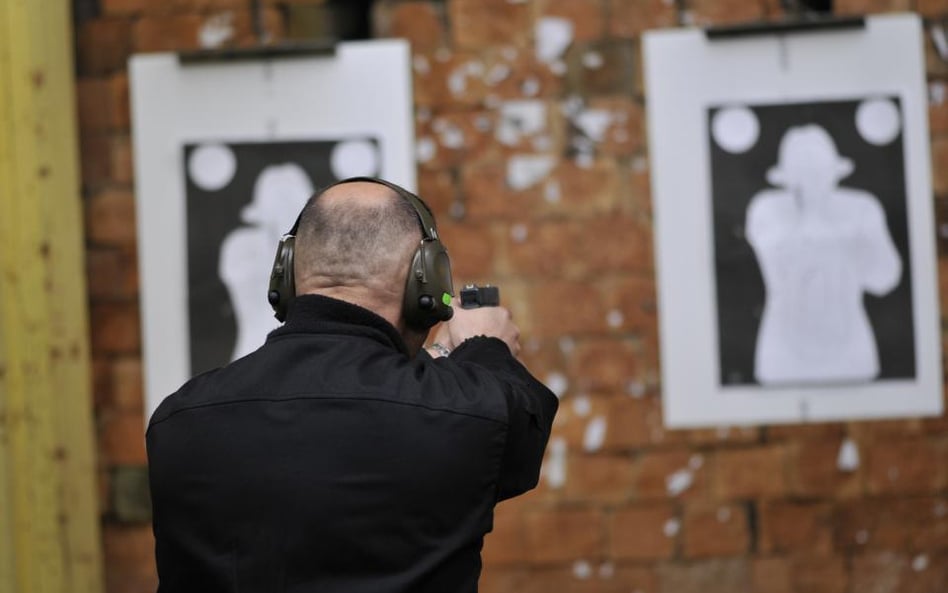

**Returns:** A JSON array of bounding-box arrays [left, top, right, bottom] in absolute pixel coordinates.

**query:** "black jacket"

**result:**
[[147, 294, 558, 593]]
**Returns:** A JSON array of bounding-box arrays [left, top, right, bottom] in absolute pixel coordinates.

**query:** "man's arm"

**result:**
[[426, 305, 558, 501]]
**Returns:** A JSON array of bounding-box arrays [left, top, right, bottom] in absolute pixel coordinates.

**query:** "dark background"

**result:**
[[708, 98, 916, 386], [185, 138, 380, 375]]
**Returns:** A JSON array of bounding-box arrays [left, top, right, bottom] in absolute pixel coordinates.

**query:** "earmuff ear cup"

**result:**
[[267, 235, 296, 323], [403, 239, 454, 330]]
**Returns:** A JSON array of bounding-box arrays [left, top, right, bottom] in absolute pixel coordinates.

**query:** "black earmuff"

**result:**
[[267, 231, 296, 323], [266, 177, 454, 329]]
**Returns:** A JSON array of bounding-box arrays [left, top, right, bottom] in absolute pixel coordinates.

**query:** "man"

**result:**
[[147, 178, 558, 593]]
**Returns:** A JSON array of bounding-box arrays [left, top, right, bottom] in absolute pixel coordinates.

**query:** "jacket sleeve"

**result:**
[[450, 336, 559, 501]]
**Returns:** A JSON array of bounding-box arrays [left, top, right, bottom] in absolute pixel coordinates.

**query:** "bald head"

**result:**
[[293, 181, 423, 299]]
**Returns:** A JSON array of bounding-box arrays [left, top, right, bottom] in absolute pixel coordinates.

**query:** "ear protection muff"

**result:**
[[267, 221, 298, 324], [267, 177, 454, 330]]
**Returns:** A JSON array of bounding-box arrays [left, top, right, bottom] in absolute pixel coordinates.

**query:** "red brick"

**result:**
[[144, 0, 246, 12], [683, 425, 762, 447], [566, 338, 640, 392], [565, 39, 637, 97], [412, 50, 490, 108], [657, 558, 750, 593], [102, 524, 157, 593], [514, 564, 657, 593], [385, 2, 446, 51], [620, 152, 653, 219], [449, 0, 532, 49], [90, 302, 141, 354], [850, 417, 927, 439], [608, 0, 678, 38], [584, 96, 646, 158], [834, 0, 912, 15], [609, 566, 659, 593], [416, 168, 456, 220], [101, 0, 147, 14], [111, 357, 145, 413], [504, 217, 651, 280], [523, 280, 608, 338], [790, 557, 847, 593], [604, 396, 686, 449], [540, 0, 606, 43], [77, 79, 113, 131], [478, 566, 530, 593], [133, 14, 204, 52], [99, 409, 147, 465], [554, 394, 614, 452], [926, 30, 948, 80], [111, 134, 135, 185], [93, 357, 113, 412], [835, 497, 948, 551], [461, 157, 619, 221], [77, 19, 133, 76], [600, 275, 658, 335], [928, 82, 948, 138], [437, 220, 497, 282], [562, 452, 635, 503], [416, 109, 500, 170], [483, 503, 529, 566], [751, 557, 792, 593], [110, 74, 131, 131], [524, 507, 604, 563], [713, 445, 787, 500], [86, 247, 139, 301], [851, 551, 948, 593], [481, 51, 566, 102], [919, 0, 948, 18], [865, 437, 946, 495], [86, 189, 137, 247], [634, 449, 709, 501], [610, 503, 677, 560], [682, 503, 749, 558], [766, 422, 846, 440], [758, 501, 833, 555], [79, 131, 112, 188], [687, 0, 766, 26], [787, 438, 862, 499]]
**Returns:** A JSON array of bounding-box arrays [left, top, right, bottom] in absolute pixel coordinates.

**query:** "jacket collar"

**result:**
[[268, 294, 410, 356]]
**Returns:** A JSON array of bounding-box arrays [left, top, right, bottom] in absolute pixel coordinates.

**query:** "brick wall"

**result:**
[[76, 1, 948, 592]]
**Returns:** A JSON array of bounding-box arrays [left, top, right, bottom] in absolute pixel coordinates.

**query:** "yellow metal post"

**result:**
[[0, 0, 105, 591]]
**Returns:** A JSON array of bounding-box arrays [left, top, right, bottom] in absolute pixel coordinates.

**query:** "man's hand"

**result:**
[[427, 302, 521, 357]]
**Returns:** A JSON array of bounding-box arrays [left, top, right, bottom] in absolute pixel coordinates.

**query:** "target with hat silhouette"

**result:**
[[708, 97, 914, 388]]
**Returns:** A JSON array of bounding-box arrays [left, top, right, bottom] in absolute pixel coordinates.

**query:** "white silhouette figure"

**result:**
[[219, 163, 314, 361], [745, 125, 901, 385]]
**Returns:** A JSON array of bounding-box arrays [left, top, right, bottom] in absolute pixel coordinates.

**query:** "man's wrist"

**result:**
[[426, 342, 452, 358]]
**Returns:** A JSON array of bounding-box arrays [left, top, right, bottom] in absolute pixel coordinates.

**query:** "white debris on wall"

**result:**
[[507, 154, 556, 190], [545, 371, 569, 398], [496, 100, 547, 146], [575, 109, 614, 142], [836, 437, 860, 472], [572, 394, 592, 417], [572, 560, 593, 580], [199, 12, 235, 49], [583, 416, 607, 452], [416, 137, 436, 164], [666, 467, 694, 496], [535, 16, 574, 73], [544, 436, 568, 489]]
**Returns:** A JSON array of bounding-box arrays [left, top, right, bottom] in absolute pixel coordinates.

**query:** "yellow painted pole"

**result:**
[[0, 0, 104, 591]]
